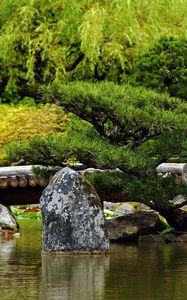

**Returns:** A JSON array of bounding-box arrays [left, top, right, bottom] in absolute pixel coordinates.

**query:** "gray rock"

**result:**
[[176, 234, 187, 242], [40, 167, 110, 254], [162, 195, 187, 230], [115, 203, 135, 215], [106, 211, 162, 242], [171, 194, 187, 208], [182, 164, 187, 183], [103, 201, 116, 210], [181, 205, 187, 212], [167, 207, 187, 230], [136, 203, 153, 211], [138, 234, 165, 243], [0, 204, 19, 231], [164, 233, 177, 243]]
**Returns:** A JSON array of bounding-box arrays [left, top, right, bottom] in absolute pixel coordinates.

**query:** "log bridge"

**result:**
[[0, 163, 186, 207], [0, 165, 49, 206]]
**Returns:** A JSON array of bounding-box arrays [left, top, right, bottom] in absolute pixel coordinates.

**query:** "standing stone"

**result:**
[[0, 204, 19, 232], [40, 167, 110, 254]]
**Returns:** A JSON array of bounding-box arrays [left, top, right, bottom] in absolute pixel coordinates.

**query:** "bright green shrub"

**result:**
[[131, 37, 187, 100], [0, 104, 70, 165], [0, 104, 69, 149]]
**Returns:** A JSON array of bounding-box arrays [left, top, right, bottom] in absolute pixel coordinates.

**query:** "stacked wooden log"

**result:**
[[156, 163, 187, 183], [1, 163, 187, 190], [0, 166, 49, 189]]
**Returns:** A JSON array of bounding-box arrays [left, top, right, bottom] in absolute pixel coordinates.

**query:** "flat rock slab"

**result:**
[[40, 167, 110, 254], [106, 211, 163, 242]]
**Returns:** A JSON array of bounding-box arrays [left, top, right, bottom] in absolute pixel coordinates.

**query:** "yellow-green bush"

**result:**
[[0, 104, 70, 164]]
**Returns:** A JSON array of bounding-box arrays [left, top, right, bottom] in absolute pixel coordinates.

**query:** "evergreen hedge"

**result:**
[[131, 37, 187, 100]]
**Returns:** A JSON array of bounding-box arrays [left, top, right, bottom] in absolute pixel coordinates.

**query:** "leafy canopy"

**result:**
[[0, 0, 187, 102]]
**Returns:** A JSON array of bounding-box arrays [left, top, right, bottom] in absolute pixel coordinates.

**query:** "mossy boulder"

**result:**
[[40, 167, 110, 254]]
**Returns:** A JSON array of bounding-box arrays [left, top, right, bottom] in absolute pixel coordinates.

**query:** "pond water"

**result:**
[[1, 220, 187, 300]]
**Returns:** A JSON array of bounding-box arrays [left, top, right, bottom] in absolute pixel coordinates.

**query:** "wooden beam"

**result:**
[[0, 165, 44, 176], [156, 163, 187, 175]]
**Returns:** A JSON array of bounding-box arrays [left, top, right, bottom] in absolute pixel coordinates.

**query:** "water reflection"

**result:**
[[41, 255, 109, 300], [104, 244, 187, 300], [2, 220, 187, 300], [0, 220, 42, 300], [0, 237, 15, 262]]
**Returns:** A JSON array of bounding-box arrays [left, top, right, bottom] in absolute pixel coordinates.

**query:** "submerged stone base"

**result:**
[[42, 250, 110, 255], [40, 167, 110, 254]]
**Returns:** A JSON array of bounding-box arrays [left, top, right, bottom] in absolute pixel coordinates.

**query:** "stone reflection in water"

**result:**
[[41, 255, 109, 300], [0, 237, 15, 264]]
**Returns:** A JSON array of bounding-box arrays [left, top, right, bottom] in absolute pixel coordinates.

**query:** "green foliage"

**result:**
[[131, 37, 187, 100], [5, 135, 68, 166], [1, 0, 187, 211], [0, 104, 68, 149], [0, 103, 70, 165], [86, 171, 187, 209], [44, 81, 187, 146], [121, 173, 187, 209], [0, 0, 187, 102], [86, 172, 125, 194], [11, 206, 41, 219], [44, 81, 187, 174], [6, 130, 187, 207], [140, 130, 187, 164], [159, 216, 173, 236], [4, 81, 187, 207]]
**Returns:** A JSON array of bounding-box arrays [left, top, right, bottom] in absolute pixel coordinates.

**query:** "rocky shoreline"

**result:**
[[1, 198, 187, 244]]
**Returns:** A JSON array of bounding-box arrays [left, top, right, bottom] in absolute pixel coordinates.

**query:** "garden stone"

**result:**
[[115, 203, 135, 215], [103, 201, 116, 210], [0, 204, 19, 232], [136, 203, 153, 211], [40, 167, 110, 254], [164, 233, 177, 243], [106, 211, 162, 242], [171, 195, 187, 208], [176, 234, 187, 242], [160, 195, 187, 230], [138, 234, 165, 243], [166, 207, 187, 230]]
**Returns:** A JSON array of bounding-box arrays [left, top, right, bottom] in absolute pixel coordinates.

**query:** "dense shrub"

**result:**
[[0, 104, 70, 148], [0, 104, 70, 164], [5, 130, 187, 207], [86, 171, 187, 208], [131, 37, 187, 100], [4, 117, 137, 169], [6, 81, 187, 170]]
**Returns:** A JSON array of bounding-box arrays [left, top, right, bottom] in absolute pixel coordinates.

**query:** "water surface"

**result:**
[[0, 220, 187, 300]]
